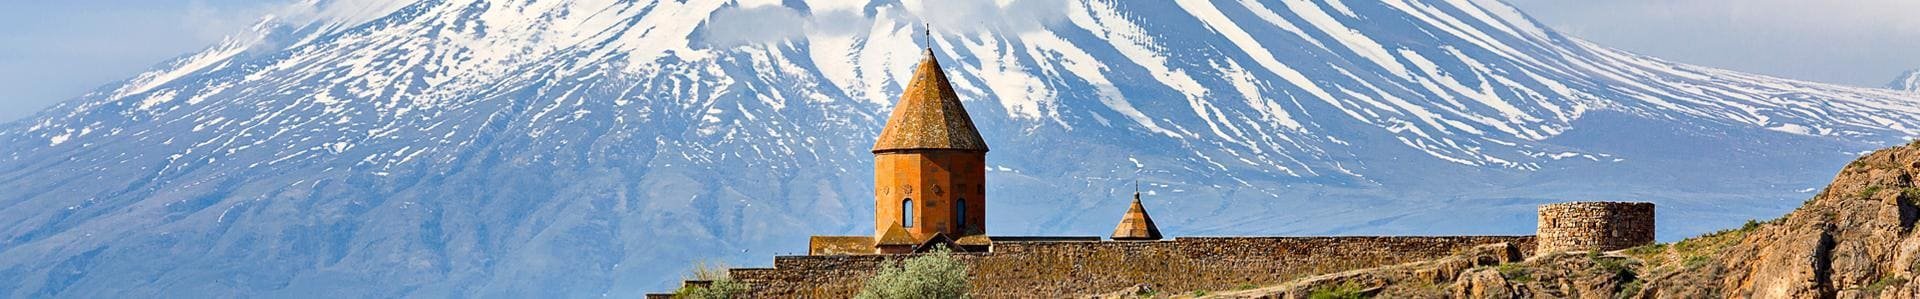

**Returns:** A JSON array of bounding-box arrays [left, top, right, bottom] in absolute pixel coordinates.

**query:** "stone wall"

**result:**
[[1536, 202, 1655, 254], [718, 236, 1534, 297]]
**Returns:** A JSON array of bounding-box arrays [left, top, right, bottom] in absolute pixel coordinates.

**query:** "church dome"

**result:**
[[872, 49, 989, 153]]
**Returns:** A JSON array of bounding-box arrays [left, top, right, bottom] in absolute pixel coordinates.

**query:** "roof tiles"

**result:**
[[872, 49, 989, 153], [1111, 192, 1163, 241]]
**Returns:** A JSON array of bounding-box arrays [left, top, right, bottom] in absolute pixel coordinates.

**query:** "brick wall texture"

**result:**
[[1535, 202, 1655, 254], [724, 236, 1534, 297]]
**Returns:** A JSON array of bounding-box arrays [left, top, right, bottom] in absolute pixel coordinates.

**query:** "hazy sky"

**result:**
[[0, 0, 287, 123], [1507, 0, 1920, 89], [1, 0, 1917, 123]]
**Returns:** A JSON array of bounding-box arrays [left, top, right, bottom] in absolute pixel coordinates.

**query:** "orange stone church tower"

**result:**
[[868, 48, 989, 253]]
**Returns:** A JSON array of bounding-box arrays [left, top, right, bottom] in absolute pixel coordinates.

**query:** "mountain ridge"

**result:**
[[1892, 68, 1920, 92], [2, 0, 1918, 296]]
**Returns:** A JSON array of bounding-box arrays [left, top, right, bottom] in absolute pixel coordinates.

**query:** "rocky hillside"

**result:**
[[1153, 142, 1920, 298]]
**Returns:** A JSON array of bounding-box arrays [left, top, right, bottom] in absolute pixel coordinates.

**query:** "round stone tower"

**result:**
[[1536, 202, 1655, 255]]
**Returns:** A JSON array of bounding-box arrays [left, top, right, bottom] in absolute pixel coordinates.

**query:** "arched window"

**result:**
[[955, 199, 967, 230], [902, 198, 914, 228]]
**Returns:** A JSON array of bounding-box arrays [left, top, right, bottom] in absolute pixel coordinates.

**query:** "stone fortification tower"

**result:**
[[871, 48, 989, 249], [1536, 202, 1655, 255]]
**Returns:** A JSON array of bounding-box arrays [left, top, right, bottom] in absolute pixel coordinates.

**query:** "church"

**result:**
[[643, 47, 1652, 298], [806, 47, 1162, 256]]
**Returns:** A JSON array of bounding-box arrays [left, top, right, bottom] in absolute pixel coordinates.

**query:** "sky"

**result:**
[[1506, 0, 1920, 89], [1, 0, 1917, 123], [0, 0, 289, 122]]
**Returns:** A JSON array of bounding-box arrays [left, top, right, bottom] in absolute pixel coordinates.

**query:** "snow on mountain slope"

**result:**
[[2, 0, 1918, 296], [1893, 68, 1920, 92]]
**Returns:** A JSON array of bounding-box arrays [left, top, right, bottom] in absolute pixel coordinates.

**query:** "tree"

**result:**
[[674, 260, 746, 299], [855, 246, 969, 299]]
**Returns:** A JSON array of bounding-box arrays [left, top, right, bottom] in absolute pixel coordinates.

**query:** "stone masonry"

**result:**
[[1535, 201, 1655, 255], [718, 236, 1534, 297]]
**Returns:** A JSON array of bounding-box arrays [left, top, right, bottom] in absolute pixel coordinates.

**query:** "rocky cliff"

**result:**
[[1154, 141, 1920, 298]]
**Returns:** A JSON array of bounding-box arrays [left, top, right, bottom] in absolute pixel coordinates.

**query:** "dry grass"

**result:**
[[1622, 219, 1760, 272], [685, 260, 731, 281]]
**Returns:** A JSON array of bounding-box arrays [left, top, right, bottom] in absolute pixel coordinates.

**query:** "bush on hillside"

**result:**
[[674, 260, 746, 299], [855, 246, 969, 299]]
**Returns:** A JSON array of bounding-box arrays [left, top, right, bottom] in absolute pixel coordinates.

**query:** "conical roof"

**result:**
[[1111, 192, 1163, 241], [872, 49, 989, 153], [876, 222, 917, 245]]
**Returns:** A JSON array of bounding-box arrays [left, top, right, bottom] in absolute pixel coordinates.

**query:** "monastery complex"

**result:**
[[648, 48, 1657, 298]]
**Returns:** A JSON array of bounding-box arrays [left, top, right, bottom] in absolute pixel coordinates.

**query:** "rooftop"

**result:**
[[871, 48, 989, 153]]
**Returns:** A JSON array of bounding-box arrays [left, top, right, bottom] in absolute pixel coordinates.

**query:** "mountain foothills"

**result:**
[[1, 0, 1918, 296], [1194, 143, 1920, 298]]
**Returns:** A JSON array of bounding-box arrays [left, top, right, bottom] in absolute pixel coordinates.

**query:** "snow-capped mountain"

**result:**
[[1892, 69, 1920, 92], [3, 0, 1918, 296]]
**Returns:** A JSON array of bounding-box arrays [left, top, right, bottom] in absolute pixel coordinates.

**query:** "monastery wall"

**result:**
[[715, 236, 1535, 297]]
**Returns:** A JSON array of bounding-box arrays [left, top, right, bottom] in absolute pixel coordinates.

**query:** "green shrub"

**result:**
[[1861, 185, 1884, 199], [1307, 281, 1371, 299], [1864, 275, 1907, 294], [1614, 279, 1644, 299], [1497, 264, 1532, 282], [1682, 255, 1712, 269], [674, 260, 745, 299], [1591, 255, 1633, 279], [1623, 243, 1665, 256], [674, 279, 747, 299], [1622, 243, 1669, 269], [855, 246, 968, 299]]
